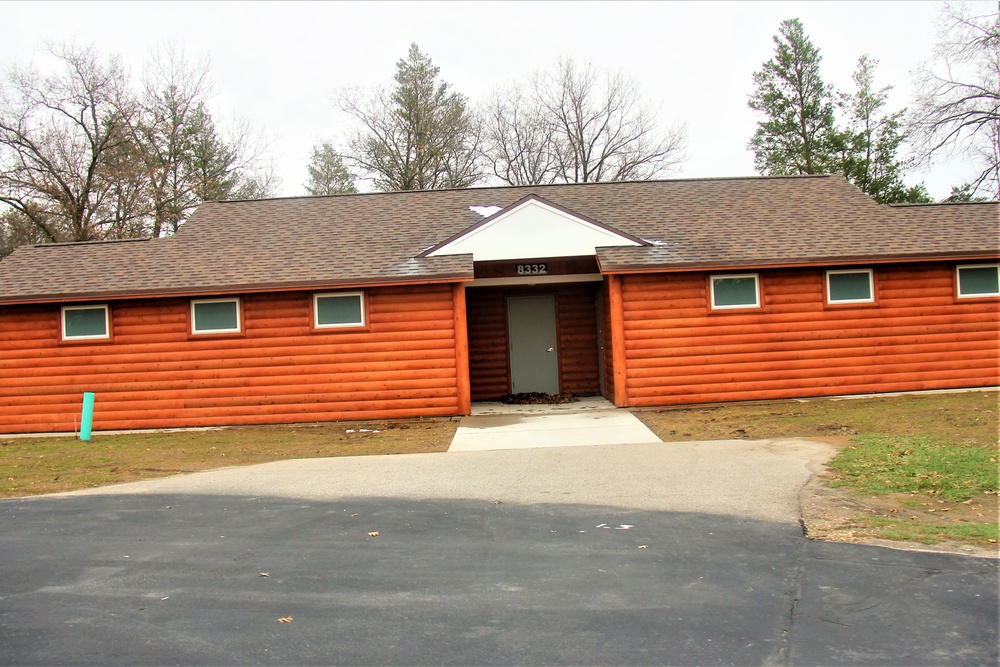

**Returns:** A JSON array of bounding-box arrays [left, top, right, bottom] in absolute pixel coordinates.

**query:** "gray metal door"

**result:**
[[507, 295, 559, 394]]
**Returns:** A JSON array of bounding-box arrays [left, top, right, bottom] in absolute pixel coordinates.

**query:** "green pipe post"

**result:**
[[80, 392, 95, 441]]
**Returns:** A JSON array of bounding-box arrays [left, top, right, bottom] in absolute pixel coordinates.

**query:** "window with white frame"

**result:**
[[957, 264, 1000, 298], [313, 292, 365, 328], [826, 269, 874, 304], [61, 304, 110, 340], [710, 274, 760, 309], [191, 298, 241, 334]]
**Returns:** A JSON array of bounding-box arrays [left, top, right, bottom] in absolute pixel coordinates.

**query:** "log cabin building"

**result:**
[[0, 174, 997, 434]]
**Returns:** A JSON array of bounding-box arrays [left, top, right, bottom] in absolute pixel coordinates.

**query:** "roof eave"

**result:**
[[0, 272, 476, 306], [598, 251, 1000, 275]]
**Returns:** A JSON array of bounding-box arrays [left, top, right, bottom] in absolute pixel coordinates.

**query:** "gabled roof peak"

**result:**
[[421, 193, 646, 261]]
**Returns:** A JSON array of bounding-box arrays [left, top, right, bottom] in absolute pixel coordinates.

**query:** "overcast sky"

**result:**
[[3, 1, 975, 200]]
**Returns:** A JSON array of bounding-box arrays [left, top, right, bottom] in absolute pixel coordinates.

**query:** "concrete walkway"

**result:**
[[448, 397, 662, 452], [52, 438, 836, 524]]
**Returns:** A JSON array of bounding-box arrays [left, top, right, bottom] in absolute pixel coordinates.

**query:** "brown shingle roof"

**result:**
[[0, 175, 996, 304]]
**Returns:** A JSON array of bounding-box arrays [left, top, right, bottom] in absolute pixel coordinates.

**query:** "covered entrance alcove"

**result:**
[[465, 257, 604, 400], [418, 193, 648, 405]]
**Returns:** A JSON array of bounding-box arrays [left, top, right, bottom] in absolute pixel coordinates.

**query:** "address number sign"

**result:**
[[516, 263, 548, 275]]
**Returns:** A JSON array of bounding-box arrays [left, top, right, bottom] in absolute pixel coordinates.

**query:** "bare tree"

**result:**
[[339, 44, 481, 192], [131, 45, 277, 236], [480, 84, 560, 186], [0, 207, 46, 257], [481, 58, 687, 185], [910, 1, 1000, 199], [540, 59, 687, 183], [0, 41, 278, 255], [0, 43, 139, 242], [131, 44, 212, 237]]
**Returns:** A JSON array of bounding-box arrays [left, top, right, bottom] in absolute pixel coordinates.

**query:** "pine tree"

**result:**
[[747, 18, 837, 175], [304, 142, 357, 195], [837, 55, 931, 203], [340, 44, 480, 191]]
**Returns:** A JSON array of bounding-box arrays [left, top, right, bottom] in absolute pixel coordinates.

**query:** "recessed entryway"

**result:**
[[466, 283, 602, 401]]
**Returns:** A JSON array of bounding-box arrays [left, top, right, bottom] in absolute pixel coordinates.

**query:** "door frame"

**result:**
[[505, 293, 561, 395]]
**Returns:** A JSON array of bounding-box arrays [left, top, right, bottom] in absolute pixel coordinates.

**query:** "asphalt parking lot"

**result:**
[[1, 441, 996, 666]]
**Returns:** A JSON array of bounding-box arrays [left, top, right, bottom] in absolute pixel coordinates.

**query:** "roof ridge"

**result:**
[[890, 200, 999, 208], [207, 173, 839, 205], [31, 237, 153, 249]]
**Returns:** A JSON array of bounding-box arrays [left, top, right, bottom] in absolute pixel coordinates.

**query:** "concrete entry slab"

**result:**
[[448, 408, 662, 452], [471, 395, 616, 415]]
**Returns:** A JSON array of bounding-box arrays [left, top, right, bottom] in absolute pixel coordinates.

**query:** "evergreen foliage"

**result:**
[[749, 19, 931, 203], [305, 142, 357, 196], [340, 44, 481, 191]]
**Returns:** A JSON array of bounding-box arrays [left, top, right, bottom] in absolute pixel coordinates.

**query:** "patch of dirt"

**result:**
[[800, 448, 999, 559], [496, 392, 580, 405]]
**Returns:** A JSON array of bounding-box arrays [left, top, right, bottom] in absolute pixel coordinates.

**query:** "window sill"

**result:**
[[310, 324, 370, 334], [824, 301, 879, 309], [188, 331, 246, 340], [58, 337, 115, 346]]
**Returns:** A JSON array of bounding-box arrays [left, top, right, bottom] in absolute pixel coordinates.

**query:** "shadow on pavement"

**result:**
[[1, 494, 996, 666]]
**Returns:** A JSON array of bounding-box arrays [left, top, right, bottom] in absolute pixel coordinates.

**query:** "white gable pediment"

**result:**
[[424, 196, 644, 261]]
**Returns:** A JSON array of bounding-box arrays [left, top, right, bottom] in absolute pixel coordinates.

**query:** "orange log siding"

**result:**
[[600, 280, 615, 402], [466, 290, 509, 401], [0, 284, 462, 434], [618, 264, 1000, 406], [607, 275, 628, 406], [555, 285, 601, 396], [3, 261, 995, 433]]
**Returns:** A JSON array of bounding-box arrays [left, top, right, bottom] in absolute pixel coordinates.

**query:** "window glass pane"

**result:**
[[64, 307, 107, 338], [958, 266, 999, 296], [712, 276, 758, 308], [193, 300, 239, 332], [829, 272, 872, 302], [316, 294, 363, 327]]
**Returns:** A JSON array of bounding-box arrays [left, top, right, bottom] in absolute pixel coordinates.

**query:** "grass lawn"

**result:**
[[2, 390, 997, 549], [0, 419, 457, 498], [635, 390, 999, 548]]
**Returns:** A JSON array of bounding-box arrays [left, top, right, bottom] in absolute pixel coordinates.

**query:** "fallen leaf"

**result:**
[[493, 500, 502, 505], [259, 573, 269, 577], [368, 531, 380, 537], [638, 545, 649, 549], [163, 506, 172, 510], [277, 617, 293, 623]]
